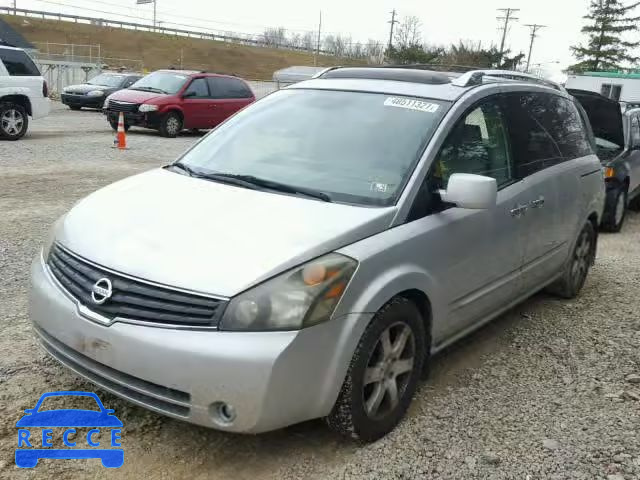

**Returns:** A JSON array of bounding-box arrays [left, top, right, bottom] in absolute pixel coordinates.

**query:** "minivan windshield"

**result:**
[[130, 71, 188, 95], [177, 89, 449, 206], [87, 74, 125, 87]]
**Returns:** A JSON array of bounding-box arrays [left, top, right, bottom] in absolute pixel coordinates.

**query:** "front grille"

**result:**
[[47, 244, 226, 327], [35, 325, 191, 418], [106, 100, 139, 113]]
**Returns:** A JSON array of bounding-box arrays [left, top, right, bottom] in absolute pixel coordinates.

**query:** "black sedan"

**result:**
[[61, 72, 142, 110]]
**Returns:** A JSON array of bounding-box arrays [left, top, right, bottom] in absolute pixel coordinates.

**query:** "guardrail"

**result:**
[[0, 7, 330, 54]]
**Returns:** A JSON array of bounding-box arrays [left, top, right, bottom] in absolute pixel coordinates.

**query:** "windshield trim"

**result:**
[[173, 89, 452, 207]]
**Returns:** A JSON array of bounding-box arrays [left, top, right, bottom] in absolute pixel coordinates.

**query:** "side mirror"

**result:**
[[24, 409, 34, 414], [105, 409, 115, 414], [439, 173, 497, 210], [182, 91, 196, 98]]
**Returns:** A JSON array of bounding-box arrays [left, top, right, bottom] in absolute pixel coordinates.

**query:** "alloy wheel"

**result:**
[[363, 322, 415, 420], [571, 229, 591, 291], [1, 108, 24, 136], [166, 116, 180, 135]]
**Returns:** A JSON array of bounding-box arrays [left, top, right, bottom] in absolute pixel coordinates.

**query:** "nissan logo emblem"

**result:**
[[91, 278, 113, 305]]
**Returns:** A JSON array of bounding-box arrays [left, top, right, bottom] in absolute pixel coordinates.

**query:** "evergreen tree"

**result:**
[[571, 0, 640, 72]]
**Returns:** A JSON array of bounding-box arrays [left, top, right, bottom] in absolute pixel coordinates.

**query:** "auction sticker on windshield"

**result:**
[[384, 97, 440, 113]]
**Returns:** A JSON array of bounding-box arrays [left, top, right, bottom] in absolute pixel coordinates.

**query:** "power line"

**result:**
[[387, 9, 399, 52], [525, 24, 546, 72], [497, 7, 520, 64]]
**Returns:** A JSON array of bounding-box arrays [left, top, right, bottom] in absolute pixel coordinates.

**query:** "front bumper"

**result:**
[[61, 94, 104, 109], [104, 110, 161, 129], [29, 253, 366, 433]]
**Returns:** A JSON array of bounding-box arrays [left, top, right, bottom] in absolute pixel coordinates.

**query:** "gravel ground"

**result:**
[[0, 104, 639, 479]]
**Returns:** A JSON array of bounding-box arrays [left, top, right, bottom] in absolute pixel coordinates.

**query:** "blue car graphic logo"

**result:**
[[15, 391, 123, 468]]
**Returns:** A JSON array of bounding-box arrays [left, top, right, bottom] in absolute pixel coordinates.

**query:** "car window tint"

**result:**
[[207, 77, 253, 99], [184, 78, 209, 98], [0, 49, 40, 76], [434, 96, 513, 189], [504, 93, 563, 177], [543, 95, 593, 159]]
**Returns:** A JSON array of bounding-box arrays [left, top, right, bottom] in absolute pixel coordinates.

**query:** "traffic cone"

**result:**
[[113, 112, 127, 150]]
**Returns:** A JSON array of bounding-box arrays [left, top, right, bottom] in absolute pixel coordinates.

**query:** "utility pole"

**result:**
[[314, 10, 322, 66], [497, 8, 520, 66], [153, 0, 157, 32], [387, 9, 399, 54], [525, 24, 546, 72], [13, 0, 17, 14]]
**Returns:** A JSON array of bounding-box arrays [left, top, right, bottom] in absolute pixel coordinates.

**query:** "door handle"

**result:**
[[510, 204, 528, 217], [530, 196, 545, 208]]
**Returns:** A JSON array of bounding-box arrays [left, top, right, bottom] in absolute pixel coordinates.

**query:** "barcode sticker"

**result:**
[[384, 97, 440, 113]]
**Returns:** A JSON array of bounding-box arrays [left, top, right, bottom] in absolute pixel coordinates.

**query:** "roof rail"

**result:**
[[452, 69, 564, 92], [312, 66, 342, 79]]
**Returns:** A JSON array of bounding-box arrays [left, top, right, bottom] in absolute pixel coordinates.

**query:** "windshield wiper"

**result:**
[[166, 164, 261, 190], [131, 86, 167, 94], [167, 166, 331, 201], [211, 173, 332, 202]]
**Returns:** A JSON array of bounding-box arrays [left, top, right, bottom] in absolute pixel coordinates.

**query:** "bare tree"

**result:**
[[366, 39, 384, 62], [394, 15, 423, 49], [262, 27, 287, 47], [288, 32, 302, 49], [301, 31, 315, 51]]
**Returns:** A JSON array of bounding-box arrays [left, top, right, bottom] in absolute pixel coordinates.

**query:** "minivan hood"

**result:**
[[569, 88, 625, 148], [108, 89, 165, 103], [56, 169, 395, 297]]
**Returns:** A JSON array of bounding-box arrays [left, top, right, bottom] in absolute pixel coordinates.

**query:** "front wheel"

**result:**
[[159, 112, 183, 138], [602, 186, 627, 232], [0, 102, 29, 140], [546, 221, 596, 299], [326, 297, 426, 442]]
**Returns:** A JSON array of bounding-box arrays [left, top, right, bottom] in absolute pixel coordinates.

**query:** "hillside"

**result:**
[[1, 14, 356, 79]]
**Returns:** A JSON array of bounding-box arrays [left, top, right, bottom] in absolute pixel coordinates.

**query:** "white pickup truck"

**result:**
[[0, 45, 50, 140]]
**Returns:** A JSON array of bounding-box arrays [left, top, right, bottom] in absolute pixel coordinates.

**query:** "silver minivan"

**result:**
[[30, 68, 605, 441]]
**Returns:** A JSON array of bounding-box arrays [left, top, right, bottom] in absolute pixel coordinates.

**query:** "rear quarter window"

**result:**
[[0, 49, 41, 76]]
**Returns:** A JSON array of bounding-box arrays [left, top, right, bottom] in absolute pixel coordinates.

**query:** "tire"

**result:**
[[326, 297, 426, 442], [69, 105, 82, 111], [159, 112, 183, 138], [601, 186, 627, 232], [108, 118, 130, 132], [546, 221, 596, 299], [0, 102, 29, 140]]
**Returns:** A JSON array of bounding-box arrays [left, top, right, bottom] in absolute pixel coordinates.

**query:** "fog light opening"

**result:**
[[211, 401, 237, 426]]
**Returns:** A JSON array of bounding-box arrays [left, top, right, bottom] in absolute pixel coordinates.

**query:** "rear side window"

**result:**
[[0, 49, 40, 76], [504, 93, 563, 177], [544, 95, 593, 159], [207, 77, 253, 99]]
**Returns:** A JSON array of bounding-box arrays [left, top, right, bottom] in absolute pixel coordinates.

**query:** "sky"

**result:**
[[4, 0, 612, 80]]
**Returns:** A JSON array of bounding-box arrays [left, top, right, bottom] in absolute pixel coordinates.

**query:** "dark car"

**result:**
[[61, 72, 142, 110], [570, 89, 640, 232], [103, 70, 255, 137]]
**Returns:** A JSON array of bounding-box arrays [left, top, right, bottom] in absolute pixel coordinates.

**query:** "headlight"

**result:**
[[103, 98, 109, 109], [139, 104, 159, 112], [220, 253, 357, 331], [87, 90, 105, 97]]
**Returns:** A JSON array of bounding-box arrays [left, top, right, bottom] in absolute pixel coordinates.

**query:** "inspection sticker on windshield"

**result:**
[[384, 97, 440, 113]]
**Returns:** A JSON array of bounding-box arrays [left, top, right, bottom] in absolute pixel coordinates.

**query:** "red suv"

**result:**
[[103, 70, 255, 137]]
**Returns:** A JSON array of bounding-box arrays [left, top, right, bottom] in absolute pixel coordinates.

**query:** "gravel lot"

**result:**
[[0, 104, 639, 479]]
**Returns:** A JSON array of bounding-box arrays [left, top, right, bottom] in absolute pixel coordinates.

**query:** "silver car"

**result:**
[[30, 68, 605, 441]]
